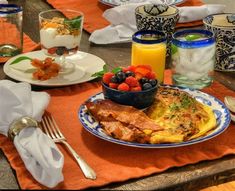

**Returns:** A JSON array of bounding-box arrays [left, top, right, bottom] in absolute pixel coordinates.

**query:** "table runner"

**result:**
[[0, 34, 40, 63], [0, 73, 235, 189], [46, 0, 205, 33]]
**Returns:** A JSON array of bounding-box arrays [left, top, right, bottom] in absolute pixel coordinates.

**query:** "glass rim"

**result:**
[[172, 29, 215, 48], [132, 30, 167, 44], [39, 9, 84, 21], [135, 4, 179, 17], [0, 4, 22, 14], [203, 13, 235, 29]]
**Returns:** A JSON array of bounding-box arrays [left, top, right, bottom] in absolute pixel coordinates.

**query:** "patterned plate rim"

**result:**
[[78, 85, 231, 148], [98, 0, 186, 7]]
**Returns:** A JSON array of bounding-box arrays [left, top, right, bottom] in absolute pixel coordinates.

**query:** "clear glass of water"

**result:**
[[171, 29, 216, 89], [0, 4, 23, 57]]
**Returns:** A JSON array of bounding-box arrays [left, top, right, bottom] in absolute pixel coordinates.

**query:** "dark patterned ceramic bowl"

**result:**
[[101, 82, 158, 109], [203, 13, 235, 72], [135, 4, 179, 56]]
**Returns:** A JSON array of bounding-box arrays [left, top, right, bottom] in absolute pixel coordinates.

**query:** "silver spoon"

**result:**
[[224, 96, 235, 122]]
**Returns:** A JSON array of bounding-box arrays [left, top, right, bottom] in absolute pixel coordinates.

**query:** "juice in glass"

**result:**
[[131, 30, 167, 83]]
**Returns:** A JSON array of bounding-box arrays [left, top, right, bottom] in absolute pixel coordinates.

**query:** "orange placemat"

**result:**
[[1, 73, 235, 190], [0, 34, 40, 63], [46, 0, 204, 33]]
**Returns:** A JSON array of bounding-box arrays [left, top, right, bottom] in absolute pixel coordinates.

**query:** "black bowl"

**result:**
[[102, 82, 158, 109]]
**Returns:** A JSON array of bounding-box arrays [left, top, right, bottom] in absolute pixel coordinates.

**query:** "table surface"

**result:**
[[1, 0, 235, 190]]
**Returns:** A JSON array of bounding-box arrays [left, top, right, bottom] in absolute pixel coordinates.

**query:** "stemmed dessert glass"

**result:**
[[39, 9, 84, 72]]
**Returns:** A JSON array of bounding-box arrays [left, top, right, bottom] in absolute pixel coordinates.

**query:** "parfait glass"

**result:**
[[39, 9, 84, 72]]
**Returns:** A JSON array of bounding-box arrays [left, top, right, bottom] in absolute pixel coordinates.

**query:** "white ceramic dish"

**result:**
[[79, 85, 231, 148], [99, 0, 186, 7], [4, 50, 106, 87]]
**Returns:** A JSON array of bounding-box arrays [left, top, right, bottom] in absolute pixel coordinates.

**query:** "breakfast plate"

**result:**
[[99, 0, 186, 7], [79, 85, 231, 148], [3, 50, 106, 87]]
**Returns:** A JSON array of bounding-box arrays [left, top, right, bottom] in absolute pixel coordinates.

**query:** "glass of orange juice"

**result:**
[[131, 30, 167, 84]]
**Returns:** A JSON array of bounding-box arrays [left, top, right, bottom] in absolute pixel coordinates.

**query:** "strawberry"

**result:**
[[125, 76, 139, 87], [136, 65, 152, 71], [102, 72, 114, 85], [145, 71, 156, 79], [135, 67, 151, 77], [109, 82, 118, 89], [122, 65, 136, 73], [130, 86, 142, 91], [117, 83, 130, 91], [47, 47, 57, 55]]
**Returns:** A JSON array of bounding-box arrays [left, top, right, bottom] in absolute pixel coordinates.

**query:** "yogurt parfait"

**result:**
[[39, 9, 83, 56], [171, 29, 216, 89]]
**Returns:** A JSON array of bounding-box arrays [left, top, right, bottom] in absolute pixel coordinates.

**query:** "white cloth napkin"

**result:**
[[89, 3, 225, 44], [0, 80, 64, 188], [0, 0, 8, 3]]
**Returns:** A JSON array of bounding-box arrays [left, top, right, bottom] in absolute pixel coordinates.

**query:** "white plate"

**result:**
[[79, 85, 231, 148], [99, 0, 186, 7], [4, 50, 106, 87]]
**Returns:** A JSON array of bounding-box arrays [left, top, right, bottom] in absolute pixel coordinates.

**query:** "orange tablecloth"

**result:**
[[0, 34, 40, 63], [1, 74, 235, 189], [47, 0, 205, 33]]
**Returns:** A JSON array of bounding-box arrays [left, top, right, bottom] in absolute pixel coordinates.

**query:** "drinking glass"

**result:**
[[135, 4, 179, 57], [39, 9, 84, 71], [0, 4, 23, 57], [203, 13, 235, 72], [131, 30, 167, 84], [171, 29, 216, 89]]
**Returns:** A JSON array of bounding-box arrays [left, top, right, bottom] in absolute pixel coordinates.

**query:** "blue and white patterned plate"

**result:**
[[99, 0, 186, 7], [78, 85, 231, 148]]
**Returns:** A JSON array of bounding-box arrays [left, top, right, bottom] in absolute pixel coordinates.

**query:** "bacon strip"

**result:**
[[85, 100, 163, 143]]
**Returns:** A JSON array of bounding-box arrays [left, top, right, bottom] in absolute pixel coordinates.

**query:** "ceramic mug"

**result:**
[[135, 4, 179, 56], [203, 13, 235, 72]]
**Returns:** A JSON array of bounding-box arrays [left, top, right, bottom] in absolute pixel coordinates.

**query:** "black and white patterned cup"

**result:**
[[203, 13, 235, 72], [135, 4, 179, 56]]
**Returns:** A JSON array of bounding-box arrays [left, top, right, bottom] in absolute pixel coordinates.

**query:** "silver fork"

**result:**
[[40, 113, 96, 180]]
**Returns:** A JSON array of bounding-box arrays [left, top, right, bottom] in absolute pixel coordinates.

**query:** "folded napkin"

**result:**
[[0, 80, 64, 188], [89, 3, 225, 44]]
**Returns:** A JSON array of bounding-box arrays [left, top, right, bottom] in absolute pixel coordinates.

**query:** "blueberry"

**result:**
[[139, 77, 149, 85], [142, 83, 152, 90], [56, 47, 66, 55], [125, 71, 135, 77], [149, 79, 158, 87], [110, 76, 118, 83], [115, 71, 126, 83]]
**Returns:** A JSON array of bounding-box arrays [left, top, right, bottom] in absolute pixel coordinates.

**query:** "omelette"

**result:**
[[146, 87, 217, 143]]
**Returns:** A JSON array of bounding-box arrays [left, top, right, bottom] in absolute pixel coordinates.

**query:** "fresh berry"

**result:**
[[139, 77, 149, 85], [56, 47, 67, 55], [122, 65, 136, 73], [110, 76, 118, 83], [118, 83, 130, 91], [131, 86, 142, 91], [136, 65, 152, 70], [102, 72, 114, 85], [115, 71, 126, 83], [125, 76, 139, 87], [125, 71, 135, 77], [135, 72, 144, 81], [142, 83, 152, 90], [149, 79, 158, 87], [135, 67, 151, 77], [109, 82, 118, 89], [145, 71, 156, 79], [47, 47, 57, 54]]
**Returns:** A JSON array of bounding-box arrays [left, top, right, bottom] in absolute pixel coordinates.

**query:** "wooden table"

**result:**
[[0, 0, 235, 190]]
